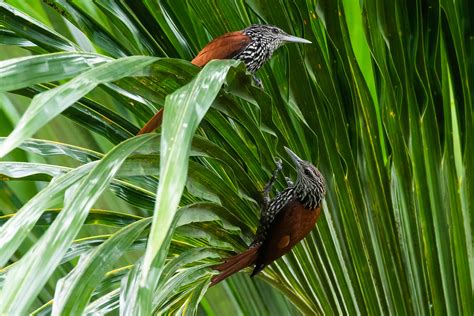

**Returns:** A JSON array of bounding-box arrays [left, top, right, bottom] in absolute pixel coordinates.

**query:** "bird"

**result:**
[[210, 147, 326, 285], [137, 24, 312, 135]]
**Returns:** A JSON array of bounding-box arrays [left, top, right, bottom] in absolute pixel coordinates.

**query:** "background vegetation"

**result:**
[[0, 0, 471, 314]]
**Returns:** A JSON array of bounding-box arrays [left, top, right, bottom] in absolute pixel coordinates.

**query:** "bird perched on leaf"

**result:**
[[210, 147, 326, 285], [137, 24, 312, 134]]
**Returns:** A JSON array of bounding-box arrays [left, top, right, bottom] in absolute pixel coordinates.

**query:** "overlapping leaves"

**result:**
[[0, 0, 471, 315]]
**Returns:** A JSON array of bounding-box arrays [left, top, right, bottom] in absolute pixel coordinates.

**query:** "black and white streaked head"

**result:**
[[237, 24, 312, 73], [285, 147, 326, 209]]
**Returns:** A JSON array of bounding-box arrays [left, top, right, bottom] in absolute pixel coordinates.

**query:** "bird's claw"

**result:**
[[285, 176, 294, 186], [262, 195, 270, 210], [262, 159, 284, 210], [252, 75, 264, 89], [275, 158, 283, 171]]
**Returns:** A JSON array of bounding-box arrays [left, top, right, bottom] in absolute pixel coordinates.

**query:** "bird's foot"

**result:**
[[252, 75, 264, 89], [274, 158, 283, 173], [285, 176, 294, 186], [262, 159, 283, 209]]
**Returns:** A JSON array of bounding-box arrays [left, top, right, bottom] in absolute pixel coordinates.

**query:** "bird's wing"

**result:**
[[252, 187, 295, 247], [252, 200, 322, 276], [136, 32, 250, 136], [261, 187, 295, 225], [191, 31, 251, 67]]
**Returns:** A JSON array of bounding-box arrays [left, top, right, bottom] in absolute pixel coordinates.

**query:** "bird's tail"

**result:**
[[137, 109, 163, 135], [210, 247, 259, 286]]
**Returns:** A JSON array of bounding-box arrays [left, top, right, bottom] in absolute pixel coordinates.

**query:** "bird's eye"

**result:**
[[272, 28, 279, 34], [304, 168, 313, 177]]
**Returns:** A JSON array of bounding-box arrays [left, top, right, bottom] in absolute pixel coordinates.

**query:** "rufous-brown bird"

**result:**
[[210, 147, 326, 285], [137, 24, 311, 134]]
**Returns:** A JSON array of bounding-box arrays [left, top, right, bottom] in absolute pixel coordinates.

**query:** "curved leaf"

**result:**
[[125, 60, 242, 314], [0, 134, 157, 314]]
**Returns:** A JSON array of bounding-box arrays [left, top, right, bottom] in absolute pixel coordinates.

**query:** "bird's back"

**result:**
[[191, 31, 251, 67], [252, 198, 322, 275]]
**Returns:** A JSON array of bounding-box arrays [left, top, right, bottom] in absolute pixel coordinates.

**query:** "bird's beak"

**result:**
[[280, 34, 312, 44], [284, 147, 304, 168]]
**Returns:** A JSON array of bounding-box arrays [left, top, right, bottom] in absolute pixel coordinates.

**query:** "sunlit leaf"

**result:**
[[0, 0, 471, 314]]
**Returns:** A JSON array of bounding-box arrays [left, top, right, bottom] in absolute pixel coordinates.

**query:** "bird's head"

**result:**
[[244, 24, 311, 48], [284, 147, 326, 209], [240, 25, 311, 72]]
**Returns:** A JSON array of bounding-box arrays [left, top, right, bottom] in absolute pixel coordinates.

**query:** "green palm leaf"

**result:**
[[0, 0, 471, 314]]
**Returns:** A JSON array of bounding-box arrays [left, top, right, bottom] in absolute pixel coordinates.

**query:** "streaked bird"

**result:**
[[211, 147, 326, 285], [137, 24, 311, 134]]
